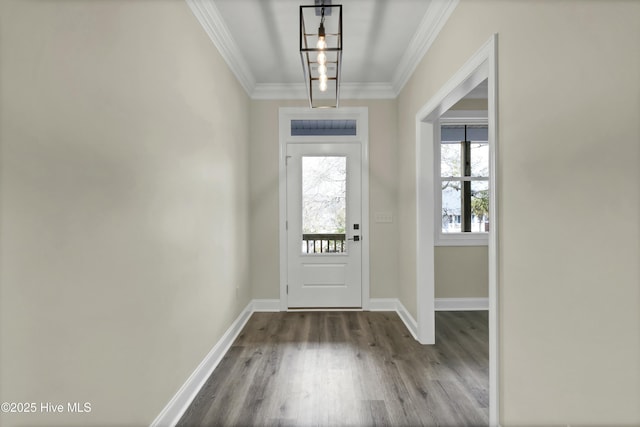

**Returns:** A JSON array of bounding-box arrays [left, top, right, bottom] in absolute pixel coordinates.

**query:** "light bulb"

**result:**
[[317, 64, 327, 75], [317, 52, 327, 65], [317, 21, 326, 50], [319, 74, 328, 91]]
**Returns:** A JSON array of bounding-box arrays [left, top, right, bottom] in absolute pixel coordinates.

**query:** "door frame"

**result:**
[[278, 107, 370, 311], [415, 34, 499, 425]]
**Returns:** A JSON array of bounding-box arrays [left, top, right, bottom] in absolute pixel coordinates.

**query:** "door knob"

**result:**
[[348, 235, 360, 241]]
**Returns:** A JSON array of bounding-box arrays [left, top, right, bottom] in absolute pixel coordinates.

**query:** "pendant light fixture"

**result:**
[[300, 0, 342, 108]]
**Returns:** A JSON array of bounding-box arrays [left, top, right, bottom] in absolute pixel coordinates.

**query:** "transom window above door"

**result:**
[[290, 119, 356, 136]]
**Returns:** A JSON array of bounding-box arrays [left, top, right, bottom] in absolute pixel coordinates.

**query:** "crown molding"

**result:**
[[187, 0, 457, 101], [186, 0, 256, 96], [391, 0, 459, 96]]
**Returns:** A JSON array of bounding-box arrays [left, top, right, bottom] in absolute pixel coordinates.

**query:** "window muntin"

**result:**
[[439, 124, 489, 240]]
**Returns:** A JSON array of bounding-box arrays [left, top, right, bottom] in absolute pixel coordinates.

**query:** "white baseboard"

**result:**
[[435, 297, 489, 311], [370, 298, 418, 340], [150, 302, 254, 427], [395, 299, 419, 340], [251, 299, 280, 312], [368, 298, 398, 311]]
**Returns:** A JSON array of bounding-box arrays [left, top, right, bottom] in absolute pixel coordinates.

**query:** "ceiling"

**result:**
[[214, 0, 432, 84], [186, 0, 460, 99]]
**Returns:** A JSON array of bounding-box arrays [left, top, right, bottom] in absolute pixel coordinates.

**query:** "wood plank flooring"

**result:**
[[178, 311, 488, 427]]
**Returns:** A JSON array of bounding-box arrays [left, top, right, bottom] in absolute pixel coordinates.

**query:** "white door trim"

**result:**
[[278, 107, 370, 311], [415, 34, 499, 426]]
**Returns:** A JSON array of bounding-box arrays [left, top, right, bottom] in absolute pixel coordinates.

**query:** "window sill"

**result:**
[[435, 233, 488, 247]]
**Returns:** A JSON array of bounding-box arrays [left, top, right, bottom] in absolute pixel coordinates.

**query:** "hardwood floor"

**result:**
[[178, 311, 488, 427]]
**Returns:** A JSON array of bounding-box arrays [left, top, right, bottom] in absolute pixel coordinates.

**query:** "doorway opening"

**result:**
[[415, 34, 499, 426]]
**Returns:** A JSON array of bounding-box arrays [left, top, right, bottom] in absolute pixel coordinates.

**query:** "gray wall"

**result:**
[[0, 1, 251, 425], [435, 247, 488, 298], [397, 0, 640, 424]]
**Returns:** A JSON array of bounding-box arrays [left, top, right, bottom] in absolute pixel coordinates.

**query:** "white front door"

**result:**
[[286, 142, 362, 308]]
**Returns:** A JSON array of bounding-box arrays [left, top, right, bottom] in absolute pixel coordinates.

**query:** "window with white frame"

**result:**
[[436, 119, 488, 245]]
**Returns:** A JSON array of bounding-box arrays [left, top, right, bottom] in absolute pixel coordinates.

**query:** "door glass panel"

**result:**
[[302, 156, 347, 254]]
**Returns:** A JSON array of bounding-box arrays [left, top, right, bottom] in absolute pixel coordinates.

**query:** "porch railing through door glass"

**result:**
[[302, 233, 346, 254]]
